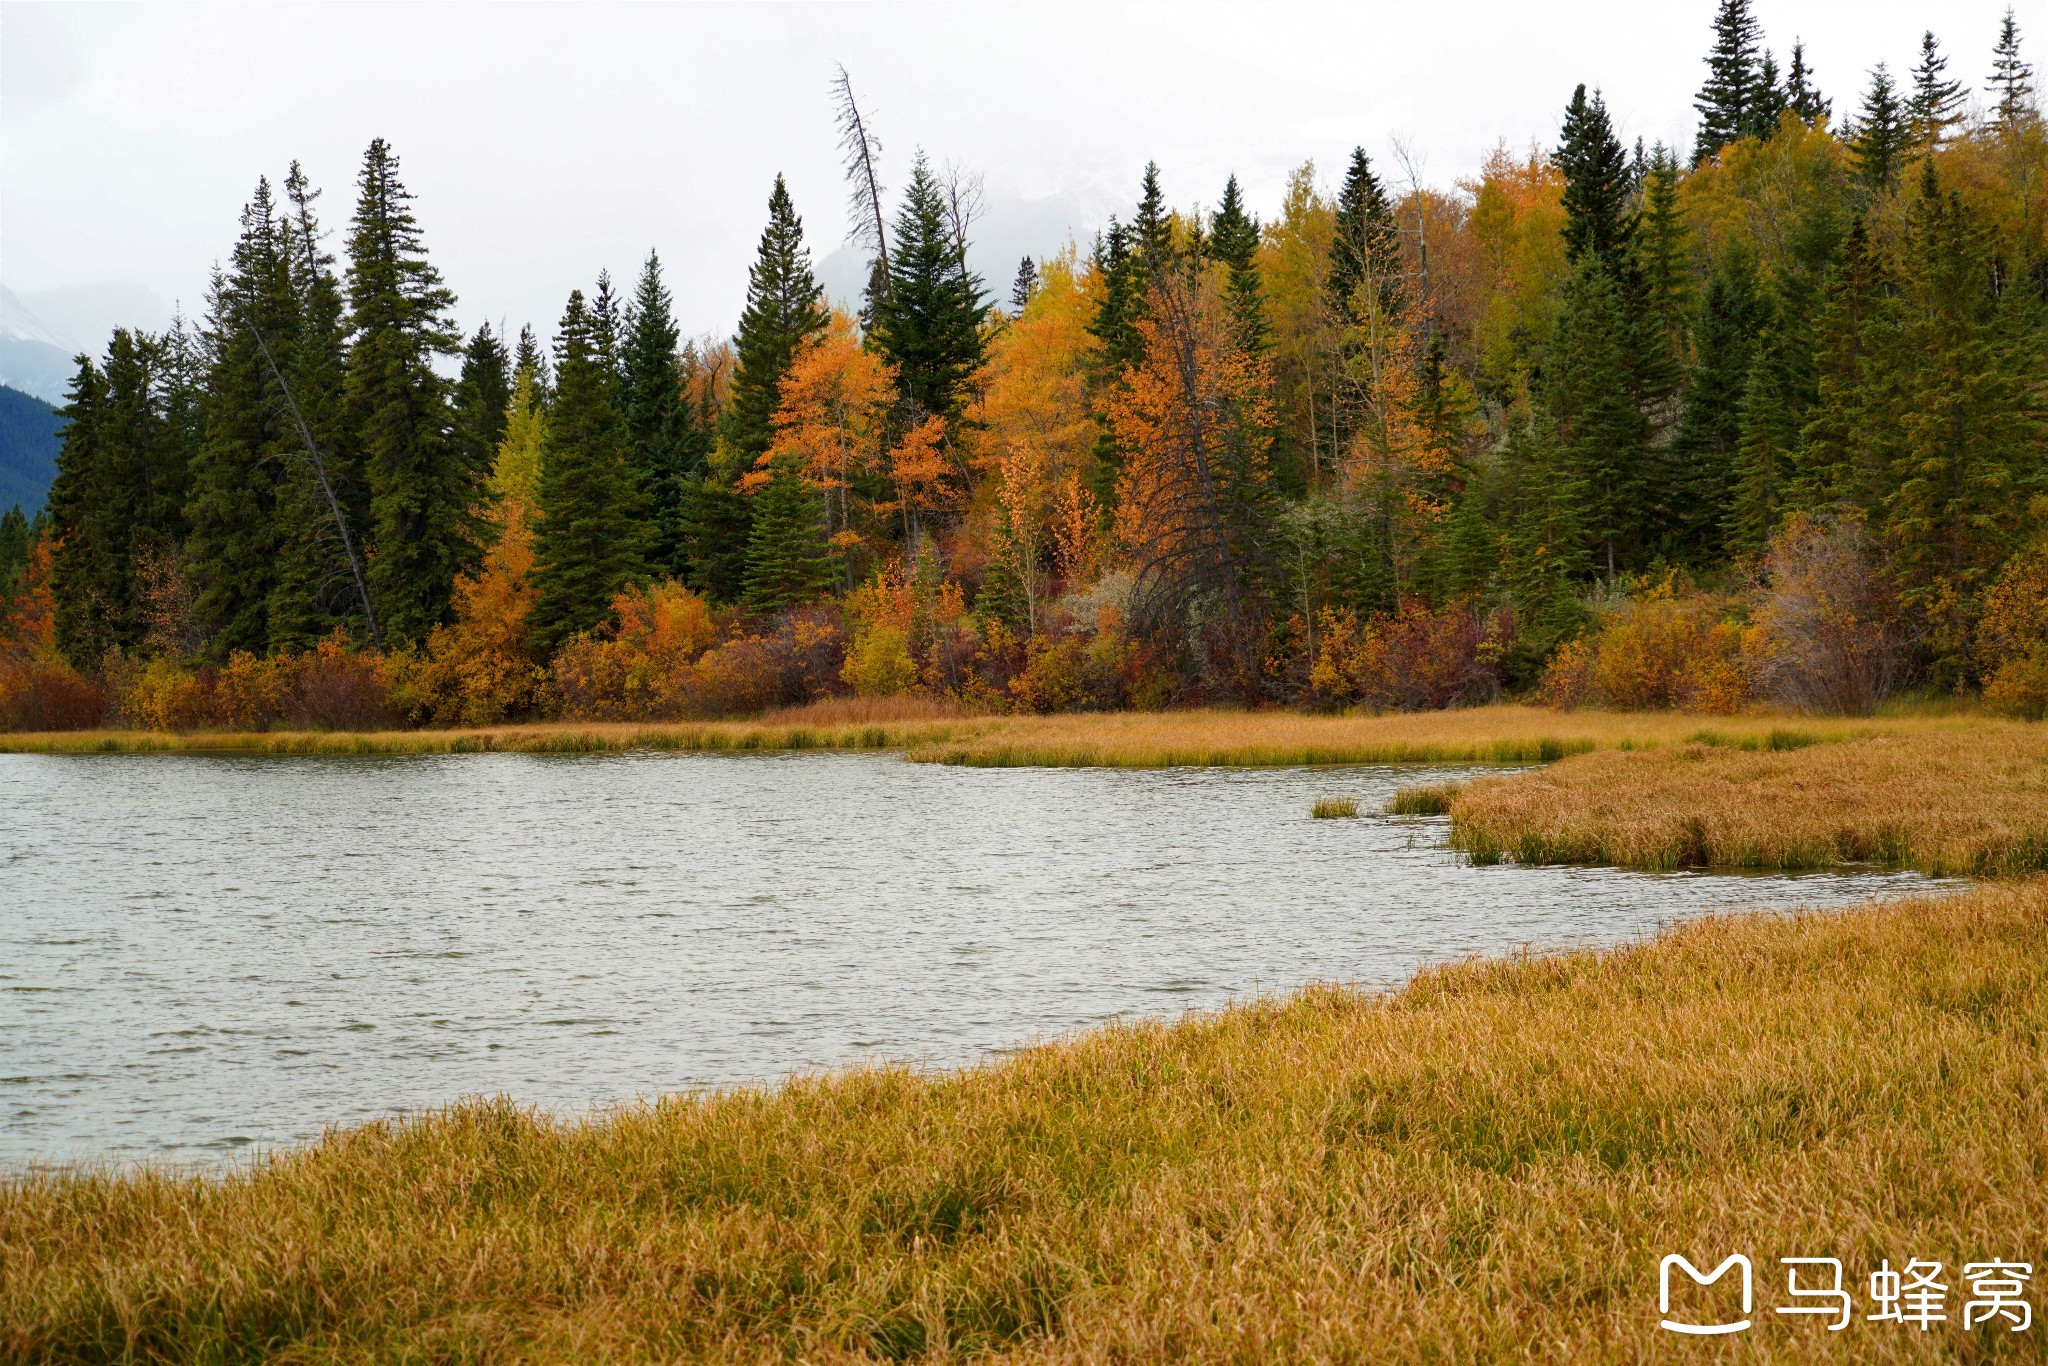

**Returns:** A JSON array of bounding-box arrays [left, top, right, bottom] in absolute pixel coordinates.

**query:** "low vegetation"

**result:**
[[1446, 725, 2048, 875], [1310, 796, 1360, 819], [6, 879, 2043, 1360]]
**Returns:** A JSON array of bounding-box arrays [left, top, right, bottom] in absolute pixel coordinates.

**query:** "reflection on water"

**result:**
[[0, 750, 1939, 1165]]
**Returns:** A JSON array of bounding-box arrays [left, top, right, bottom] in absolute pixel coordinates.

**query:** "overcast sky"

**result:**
[[0, 0, 2028, 355]]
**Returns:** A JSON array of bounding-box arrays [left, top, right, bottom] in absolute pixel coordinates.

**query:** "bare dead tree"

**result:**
[[831, 64, 891, 301], [939, 158, 987, 258], [250, 327, 382, 650], [1389, 137, 1434, 347]]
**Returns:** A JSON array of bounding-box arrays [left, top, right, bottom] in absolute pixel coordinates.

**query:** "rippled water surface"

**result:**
[[1, 750, 1937, 1164]]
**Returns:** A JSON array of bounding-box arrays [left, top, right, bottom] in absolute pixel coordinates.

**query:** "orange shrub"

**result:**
[[1536, 581, 1749, 713], [282, 632, 398, 730], [552, 597, 842, 721], [411, 509, 544, 726], [1978, 529, 2048, 719], [1310, 602, 1506, 711], [0, 654, 106, 731]]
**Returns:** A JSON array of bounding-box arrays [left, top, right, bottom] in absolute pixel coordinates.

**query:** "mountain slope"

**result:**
[[0, 383, 64, 514]]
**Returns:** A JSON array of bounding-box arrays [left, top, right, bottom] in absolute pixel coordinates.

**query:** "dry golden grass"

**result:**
[[1447, 725, 2048, 875], [5, 880, 2044, 1361], [0, 704, 1984, 767], [1310, 795, 1361, 818]]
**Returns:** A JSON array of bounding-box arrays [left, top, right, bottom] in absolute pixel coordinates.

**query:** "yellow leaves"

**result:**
[[414, 504, 543, 726], [766, 309, 894, 499], [969, 247, 1098, 487], [490, 371, 546, 516]]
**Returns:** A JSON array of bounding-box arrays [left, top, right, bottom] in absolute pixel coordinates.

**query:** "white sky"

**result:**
[[0, 0, 2030, 353]]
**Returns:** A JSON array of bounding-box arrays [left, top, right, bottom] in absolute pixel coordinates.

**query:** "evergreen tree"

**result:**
[[186, 179, 298, 658], [620, 250, 699, 578], [871, 151, 989, 421], [1210, 174, 1271, 354], [1555, 85, 1636, 276], [1794, 218, 1896, 515], [514, 323, 550, 402], [1668, 244, 1765, 558], [1694, 0, 1767, 163], [1907, 31, 1968, 152], [1010, 256, 1039, 314], [1499, 410, 1589, 684], [1548, 260, 1650, 579], [451, 323, 512, 482], [591, 269, 623, 378], [0, 504, 28, 600], [1990, 8, 2038, 136], [47, 355, 114, 664], [741, 453, 837, 614], [1132, 161, 1172, 270], [1327, 148, 1400, 323], [1637, 145, 1692, 356], [720, 175, 828, 466], [343, 137, 474, 647], [1087, 221, 1144, 372], [1786, 39, 1832, 124], [1751, 51, 1788, 135], [267, 161, 363, 651], [1849, 65, 1910, 193], [528, 289, 649, 657]]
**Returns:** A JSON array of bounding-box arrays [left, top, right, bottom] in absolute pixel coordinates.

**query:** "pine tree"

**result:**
[[1210, 174, 1271, 354], [741, 453, 837, 614], [451, 323, 512, 483], [1328, 148, 1400, 323], [619, 250, 699, 577], [528, 289, 649, 657], [1555, 85, 1637, 276], [1849, 65, 1910, 193], [1694, 0, 1767, 164], [47, 355, 114, 664], [1010, 256, 1039, 314], [1907, 31, 1968, 152], [591, 269, 623, 379], [1499, 410, 1589, 684], [1990, 8, 2038, 136], [344, 138, 475, 647], [1087, 221, 1144, 373], [514, 323, 550, 402], [1749, 51, 1788, 136], [1786, 39, 1832, 124], [1638, 145, 1692, 356], [871, 151, 989, 422], [0, 505, 29, 601], [1793, 217, 1896, 515], [186, 179, 297, 658], [1132, 161, 1172, 270], [721, 175, 828, 466], [1548, 260, 1651, 579]]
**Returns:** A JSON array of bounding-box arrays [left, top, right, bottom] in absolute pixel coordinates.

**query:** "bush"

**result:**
[[1536, 580, 1748, 713], [1748, 512, 1915, 715], [0, 653, 106, 731], [1984, 647, 2048, 720], [282, 632, 398, 730], [1311, 602, 1506, 711], [842, 624, 919, 697], [552, 598, 843, 722], [1978, 530, 2048, 718]]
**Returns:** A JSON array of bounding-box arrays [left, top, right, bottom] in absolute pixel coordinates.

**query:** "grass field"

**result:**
[[0, 701, 1981, 767], [5, 879, 2042, 1360], [1437, 725, 2048, 875]]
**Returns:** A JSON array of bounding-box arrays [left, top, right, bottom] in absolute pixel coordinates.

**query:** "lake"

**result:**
[[0, 750, 1938, 1166]]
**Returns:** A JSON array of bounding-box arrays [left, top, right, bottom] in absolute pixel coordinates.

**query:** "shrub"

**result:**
[[1748, 512, 1916, 715], [1535, 579, 1748, 713], [842, 624, 919, 697], [410, 509, 544, 726], [0, 653, 106, 731], [1012, 636, 1089, 713], [1984, 647, 2048, 720], [1977, 530, 2048, 719], [283, 632, 397, 730], [1311, 602, 1506, 711]]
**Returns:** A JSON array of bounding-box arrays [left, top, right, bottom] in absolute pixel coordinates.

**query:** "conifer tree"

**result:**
[[514, 323, 550, 402], [186, 179, 298, 658], [742, 453, 837, 614], [0, 505, 29, 601], [621, 250, 699, 578], [1328, 148, 1400, 323], [1694, 0, 1767, 163], [1548, 260, 1650, 579], [1669, 244, 1765, 557], [46, 356, 114, 664], [1499, 410, 1589, 684], [1990, 8, 2038, 136], [1637, 145, 1692, 355], [1210, 174, 1270, 355], [871, 151, 989, 421], [1849, 65, 1910, 193], [591, 270, 624, 379], [1907, 31, 1968, 152], [1555, 85, 1637, 277], [452, 323, 512, 482], [1087, 222, 1144, 373], [1786, 40, 1832, 124], [529, 289, 648, 657], [1132, 161, 1172, 270], [1793, 218, 1895, 514], [1010, 256, 1039, 314], [721, 175, 828, 466], [343, 138, 475, 646]]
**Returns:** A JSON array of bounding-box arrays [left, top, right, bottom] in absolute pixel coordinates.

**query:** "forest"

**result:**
[[2, 0, 2044, 733]]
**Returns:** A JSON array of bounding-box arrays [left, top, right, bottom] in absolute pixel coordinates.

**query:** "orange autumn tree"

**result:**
[[759, 310, 895, 578], [1107, 261, 1277, 688]]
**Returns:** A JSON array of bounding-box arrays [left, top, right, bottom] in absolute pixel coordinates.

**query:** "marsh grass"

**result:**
[[6, 881, 2044, 1360], [1450, 726, 2048, 874], [1310, 796, 1361, 818], [1386, 783, 1462, 816]]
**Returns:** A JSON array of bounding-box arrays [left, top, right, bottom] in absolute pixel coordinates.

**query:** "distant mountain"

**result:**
[[0, 383, 63, 515], [0, 287, 81, 405]]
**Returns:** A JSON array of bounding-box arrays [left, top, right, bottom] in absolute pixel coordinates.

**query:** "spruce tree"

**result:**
[[1668, 244, 1765, 558], [343, 138, 475, 647], [1849, 65, 1910, 193], [47, 355, 114, 664], [1210, 174, 1271, 355], [720, 175, 828, 466], [1499, 410, 1590, 684], [1693, 0, 1767, 164], [1328, 148, 1400, 323], [1556, 85, 1637, 277], [741, 453, 837, 615], [1637, 145, 1692, 356], [0, 505, 28, 600], [1794, 218, 1896, 515], [1087, 222, 1144, 372], [1548, 260, 1650, 579], [621, 250, 699, 578], [591, 269, 623, 378], [186, 180, 297, 658], [451, 323, 512, 482], [1132, 161, 1172, 271], [1786, 39, 1832, 124], [1010, 256, 1039, 314], [1907, 31, 1968, 152], [529, 289, 649, 657], [514, 323, 550, 402], [871, 151, 990, 422], [1990, 8, 2038, 136]]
